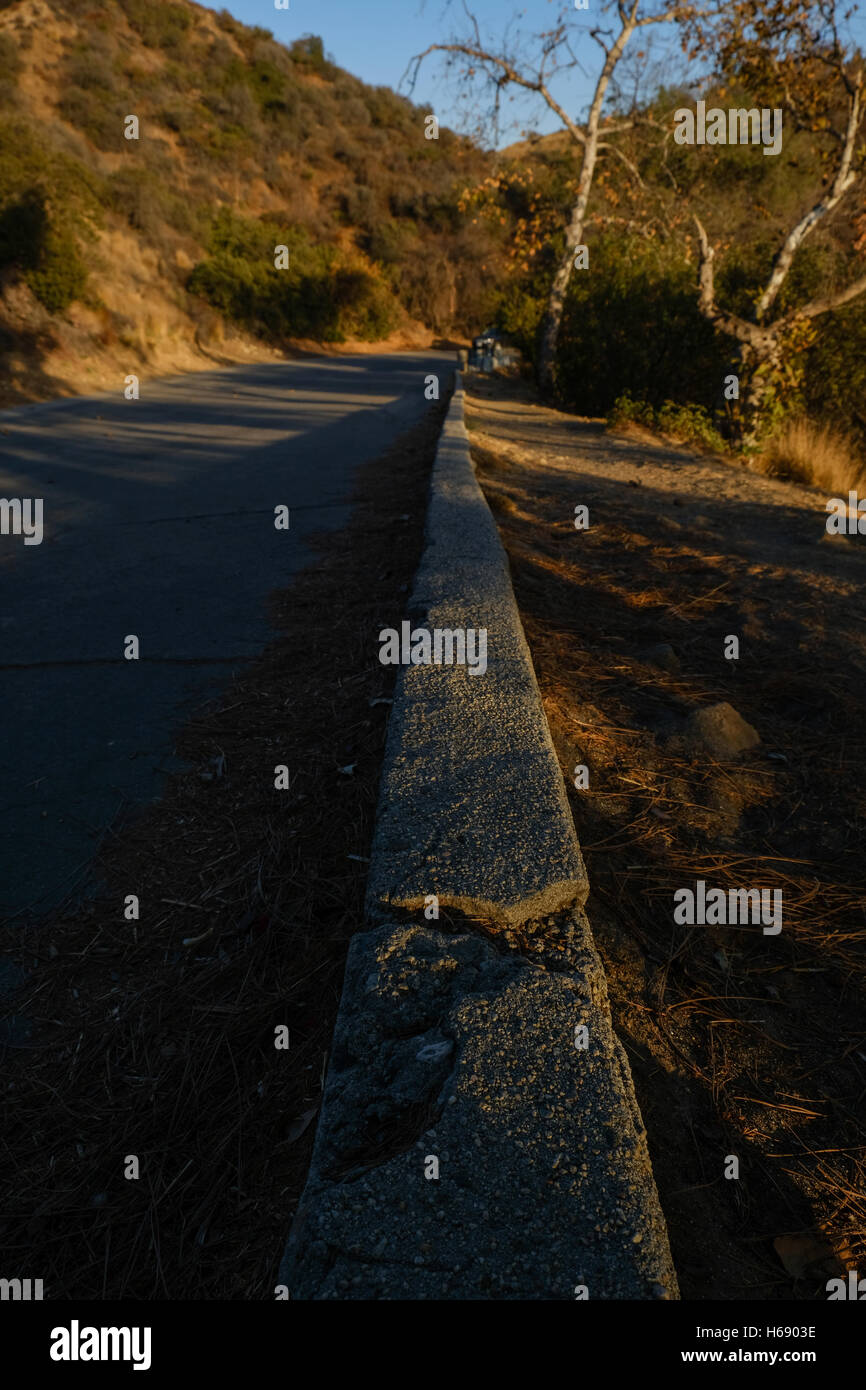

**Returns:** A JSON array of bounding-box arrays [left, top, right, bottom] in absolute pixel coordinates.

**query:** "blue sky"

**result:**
[[203, 1, 866, 147]]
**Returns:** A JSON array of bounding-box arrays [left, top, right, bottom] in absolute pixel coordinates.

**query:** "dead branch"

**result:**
[[693, 216, 774, 349], [756, 68, 864, 322]]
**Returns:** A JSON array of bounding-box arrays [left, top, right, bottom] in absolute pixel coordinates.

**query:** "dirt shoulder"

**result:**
[[467, 372, 866, 1301]]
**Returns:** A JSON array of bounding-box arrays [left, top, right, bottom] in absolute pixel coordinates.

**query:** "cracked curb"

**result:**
[[278, 374, 678, 1300], [364, 377, 588, 926]]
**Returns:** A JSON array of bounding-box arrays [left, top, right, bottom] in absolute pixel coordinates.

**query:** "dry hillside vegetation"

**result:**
[[0, 0, 500, 403]]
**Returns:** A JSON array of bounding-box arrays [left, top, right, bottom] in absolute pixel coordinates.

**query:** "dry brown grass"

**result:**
[[757, 417, 865, 495]]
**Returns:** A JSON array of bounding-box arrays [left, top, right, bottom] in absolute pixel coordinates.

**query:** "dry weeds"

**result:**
[[757, 417, 866, 496]]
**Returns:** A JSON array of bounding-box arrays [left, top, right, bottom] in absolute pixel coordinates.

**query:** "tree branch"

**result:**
[[636, 2, 712, 26], [404, 41, 588, 146], [783, 272, 866, 322], [597, 140, 646, 188], [755, 68, 864, 322], [693, 216, 771, 348]]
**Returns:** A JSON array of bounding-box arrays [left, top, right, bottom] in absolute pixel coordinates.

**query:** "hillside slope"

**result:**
[[0, 0, 500, 404]]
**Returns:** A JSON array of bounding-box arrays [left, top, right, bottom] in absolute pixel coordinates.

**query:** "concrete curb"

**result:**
[[278, 374, 678, 1300]]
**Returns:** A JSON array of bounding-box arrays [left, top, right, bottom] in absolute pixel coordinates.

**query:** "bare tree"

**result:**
[[406, 1, 704, 393], [686, 0, 866, 441]]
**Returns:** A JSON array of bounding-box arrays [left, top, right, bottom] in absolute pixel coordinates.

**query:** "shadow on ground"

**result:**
[[470, 375, 866, 1301]]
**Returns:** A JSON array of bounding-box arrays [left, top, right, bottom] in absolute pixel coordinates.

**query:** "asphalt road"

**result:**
[[0, 352, 449, 919]]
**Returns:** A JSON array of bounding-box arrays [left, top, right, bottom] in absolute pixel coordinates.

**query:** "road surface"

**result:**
[[0, 352, 448, 918]]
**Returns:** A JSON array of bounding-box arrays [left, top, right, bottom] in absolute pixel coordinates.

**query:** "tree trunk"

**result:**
[[536, 148, 599, 395], [536, 231, 581, 396], [736, 339, 783, 447], [535, 16, 635, 395]]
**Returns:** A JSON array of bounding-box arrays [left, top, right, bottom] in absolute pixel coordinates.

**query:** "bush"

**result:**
[[655, 401, 728, 452], [289, 35, 331, 75], [802, 296, 866, 447], [363, 220, 412, 267], [215, 9, 241, 35], [606, 392, 655, 430], [187, 208, 399, 343], [608, 392, 728, 453], [246, 59, 290, 116], [331, 265, 398, 339], [117, 0, 192, 50], [64, 48, 115, 92], [24, 232, 88, 313], [58, 87, 128, 151], [555, 235, 733, 415], [207, 81, 261, 130], [109, 167, 202, 239], [496, 279, 546, 359], [0, 190, 47, 270], [0, 187, 89, 312], [365, 86, 411, 130], [0, 117, 104, 217]]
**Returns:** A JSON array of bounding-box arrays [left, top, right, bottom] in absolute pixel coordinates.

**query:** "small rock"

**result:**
[[680, 701, 760, 759], [643, 642, 680, 673]]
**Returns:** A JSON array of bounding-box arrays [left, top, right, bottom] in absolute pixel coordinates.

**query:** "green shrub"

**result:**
[[187, 208, 399, 343], [0, 190, 46, 270], [25, 233, 88, 312], [246, 59, 290, 115], [363, 220, 412, 267], [331, 265, 398, 339], [0, 117, 104, 211], [117, 0, 192, 50], [608, 392, 728, 452], [496, 279, 546, 360], [555, 235, 734, 415], [607, 392, 656, 430], [364, 84, 417, 133], [655, 401, 728, 452], [109, 167, 202, 238], [0, 185, 89, 312], [289, 35, 332, 76], [58, 87, 128, 151], [793, 292, 866, 450], [64, 50, 115, 92]]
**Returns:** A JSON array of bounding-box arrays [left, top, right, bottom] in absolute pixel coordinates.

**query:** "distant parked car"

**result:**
[[468, 328, 522, 373], [469, 328, 499, 368]]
